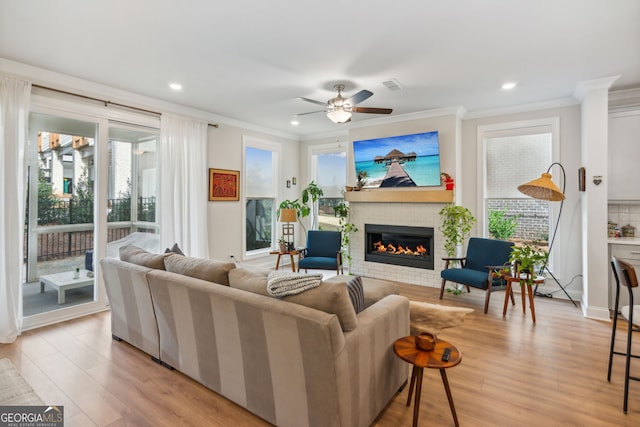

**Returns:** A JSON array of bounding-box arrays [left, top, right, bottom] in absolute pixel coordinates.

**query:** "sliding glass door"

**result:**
[[24, 113, 100, 318], [23, 110, 159, 328]]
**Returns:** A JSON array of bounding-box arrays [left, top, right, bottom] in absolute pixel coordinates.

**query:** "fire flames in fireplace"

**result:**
[[372, 241, 428, 256], [365, 224, 434, 270]]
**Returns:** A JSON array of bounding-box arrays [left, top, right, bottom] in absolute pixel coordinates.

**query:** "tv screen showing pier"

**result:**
[[352, 131, 441, 188]]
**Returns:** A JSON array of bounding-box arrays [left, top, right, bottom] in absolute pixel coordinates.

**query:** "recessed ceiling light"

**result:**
[[290, 120, 299, 126], [169, 83, 183, 91], [501, 82, 517, 90]]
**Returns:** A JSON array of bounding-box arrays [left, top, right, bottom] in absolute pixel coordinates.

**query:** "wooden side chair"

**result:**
[[440, 237, 514, 314], [608, 256, 640, 413]]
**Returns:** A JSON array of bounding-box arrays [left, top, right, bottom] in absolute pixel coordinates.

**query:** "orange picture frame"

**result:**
[[209, 168, 240, 201]]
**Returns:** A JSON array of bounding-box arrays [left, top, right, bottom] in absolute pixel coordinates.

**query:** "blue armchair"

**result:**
[[298, 230, 343, 274], [440, 237, 514, 313]]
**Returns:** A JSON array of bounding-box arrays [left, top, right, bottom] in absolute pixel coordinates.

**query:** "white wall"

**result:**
[[461, 105, 584, 302], [206, 123, 299, 263]]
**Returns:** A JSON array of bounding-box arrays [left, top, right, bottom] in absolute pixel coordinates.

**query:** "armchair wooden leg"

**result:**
[[483, 289, 491, 314], [440, 279, 447, 299]]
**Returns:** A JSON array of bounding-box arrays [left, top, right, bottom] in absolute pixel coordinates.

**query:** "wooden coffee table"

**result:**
[[40, 269, 94, 304], [393, 336, 462, 427]]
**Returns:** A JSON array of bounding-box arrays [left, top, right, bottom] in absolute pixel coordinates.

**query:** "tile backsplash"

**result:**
[[608, 201, 640, 235]]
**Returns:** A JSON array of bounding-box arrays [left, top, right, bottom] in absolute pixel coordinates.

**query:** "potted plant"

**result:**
[[439, 205, 476, 295], [355, 170, 368, 190], [277, 181, 324, 238], [508, 241, 548, 286], [438, 205, 476, 258], [278, 236, 288, 253], [334, 201, 358, 272]]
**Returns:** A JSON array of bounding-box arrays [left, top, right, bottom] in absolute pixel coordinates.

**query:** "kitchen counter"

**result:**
[[608, 237, 640, 245]]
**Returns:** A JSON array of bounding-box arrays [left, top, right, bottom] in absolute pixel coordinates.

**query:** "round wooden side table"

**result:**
[[268, 250, 301, 272], [502, 273, 545, 323], [393, 336, 462, 427]]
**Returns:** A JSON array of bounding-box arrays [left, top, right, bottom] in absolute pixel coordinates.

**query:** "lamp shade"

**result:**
[[517, 172, 565, 201], [327, 108, 352, 124], [279, 208, 297, 223]]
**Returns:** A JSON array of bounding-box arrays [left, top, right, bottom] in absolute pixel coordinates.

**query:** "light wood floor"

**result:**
[[2, 284, 639, 426]]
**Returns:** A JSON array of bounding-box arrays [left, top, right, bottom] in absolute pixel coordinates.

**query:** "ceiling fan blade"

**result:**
[[351, 107, 393, 114], [345, 90, 373, 106], [297, 97, 328, 107], [295, 110, 325, 116]]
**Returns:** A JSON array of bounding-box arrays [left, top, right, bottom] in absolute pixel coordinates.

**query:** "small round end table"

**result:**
[[393, 336, 461, 427]]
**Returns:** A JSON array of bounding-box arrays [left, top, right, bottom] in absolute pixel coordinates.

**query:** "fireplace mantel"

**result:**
[[344, 189, 453, 203]]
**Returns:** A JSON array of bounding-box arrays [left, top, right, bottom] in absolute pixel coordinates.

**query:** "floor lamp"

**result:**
[[517, 162, 577, 306]]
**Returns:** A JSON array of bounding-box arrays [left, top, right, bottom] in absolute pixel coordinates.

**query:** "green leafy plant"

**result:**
[[509, 241, 548, 286], [278, 181, 324, 236], [356, 170, 368, 189], [334, 201, 358, 271], [488, 209, 519, 240], [439, 205, 476, 257]]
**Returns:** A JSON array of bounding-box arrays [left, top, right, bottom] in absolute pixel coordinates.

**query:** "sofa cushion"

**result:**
[[164, 254, 235, 285], [228, 267, 270, 296], [229, 268, 358, 331], [119, 245, 169, 270]]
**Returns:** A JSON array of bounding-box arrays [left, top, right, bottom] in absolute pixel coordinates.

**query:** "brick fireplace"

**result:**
[[346, 194, 449, 288]]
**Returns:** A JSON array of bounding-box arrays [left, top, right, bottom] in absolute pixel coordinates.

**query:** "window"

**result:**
[[480, 119, 559, 262], [311, 145, 347, 231], [244, 138, 279, 254]]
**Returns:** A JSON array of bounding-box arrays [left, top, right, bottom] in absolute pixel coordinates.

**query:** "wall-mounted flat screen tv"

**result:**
[[353, 130, 441, 188]]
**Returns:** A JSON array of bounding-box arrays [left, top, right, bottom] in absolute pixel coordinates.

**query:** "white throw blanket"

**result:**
[[267, 271, 323, 297]]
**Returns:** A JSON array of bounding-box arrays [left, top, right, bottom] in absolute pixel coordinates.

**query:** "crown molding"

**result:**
[[609, 87, 640, 112], [573, 76, 621, 101], [0, 57, 299, 141], [463, 97, 580, 120]]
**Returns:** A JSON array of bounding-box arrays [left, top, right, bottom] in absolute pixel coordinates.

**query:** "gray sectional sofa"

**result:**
[[100, 245, 410, 427]]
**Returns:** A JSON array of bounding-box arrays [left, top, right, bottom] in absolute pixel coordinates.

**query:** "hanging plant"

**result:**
[[334, 201, 358, 272], [439, 205, 476, 257]]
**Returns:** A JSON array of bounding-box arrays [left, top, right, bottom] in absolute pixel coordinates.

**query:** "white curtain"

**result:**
[[0, 77, 31, 343], [159, 113, 209, 258]]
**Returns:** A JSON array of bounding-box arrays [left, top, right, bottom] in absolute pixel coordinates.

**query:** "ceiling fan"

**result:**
[[296, 84, 392, 124]]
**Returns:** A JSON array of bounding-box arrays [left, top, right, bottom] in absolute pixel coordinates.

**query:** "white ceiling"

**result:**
[[1, 0, 639, 137]]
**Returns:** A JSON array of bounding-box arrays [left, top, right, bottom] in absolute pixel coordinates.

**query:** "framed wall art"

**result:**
[[209, 168, 240, 201]]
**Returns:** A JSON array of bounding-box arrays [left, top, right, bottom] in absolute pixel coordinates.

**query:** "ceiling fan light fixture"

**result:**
[[327, 108, 352, 124]]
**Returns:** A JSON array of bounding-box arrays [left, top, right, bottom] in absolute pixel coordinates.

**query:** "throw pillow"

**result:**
[[164, 243, 185, 256], [322, 275, 399, 309], [282, 281, 357, 332], [346, 276, 365, 314], [119, 245, 169, 270], [164, 255, 236, 286], [409, 300, 473, 335]]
